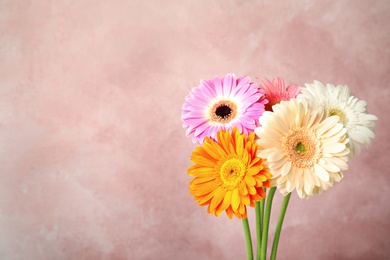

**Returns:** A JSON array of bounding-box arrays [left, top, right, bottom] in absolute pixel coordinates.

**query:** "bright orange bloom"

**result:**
[[188, 128, 271, 219]]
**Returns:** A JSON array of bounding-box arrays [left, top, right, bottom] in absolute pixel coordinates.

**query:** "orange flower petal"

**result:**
[[225, 206, 234, 219], [220, 190, 232, 211], [187, 166, 214, 177], [193, 182, 219, 196], [210, 187, 226, 212], [231, 189, 240, 211], [188, 127, 271, 219], [244, 175, 256, 186], [239, 181, 248, 196]]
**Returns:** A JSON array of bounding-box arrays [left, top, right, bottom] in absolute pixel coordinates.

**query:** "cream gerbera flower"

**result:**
[[299, 81, 377, 158], [255, 99, 350, 198]]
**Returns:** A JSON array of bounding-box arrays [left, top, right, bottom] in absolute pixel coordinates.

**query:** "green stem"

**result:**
[[260, 188, 266, 224], [256, 188, 266, 260], [260, 187, 276, 260], [270, 193, 291, 260], [255, 201, 262, 260], [242, 218, 254, 260]]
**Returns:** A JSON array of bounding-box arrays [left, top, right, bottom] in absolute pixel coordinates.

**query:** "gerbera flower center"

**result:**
[[210, 100, 237, 124], [220, 158, 246, 189], [329, 108, 347, 124], [265, 99, 281, 112], [281, 127, 322, 168], [216, 105, 232, 118], [295, 142, 306, 152]]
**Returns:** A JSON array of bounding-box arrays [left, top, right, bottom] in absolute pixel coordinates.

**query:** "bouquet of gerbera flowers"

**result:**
[[181, 73, 377, 260]]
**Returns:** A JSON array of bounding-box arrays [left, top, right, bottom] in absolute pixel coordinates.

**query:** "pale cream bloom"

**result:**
[[255, 99, 350, 198]]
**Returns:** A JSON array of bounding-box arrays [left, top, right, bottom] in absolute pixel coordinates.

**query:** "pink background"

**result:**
[[0, 0, 389, 259]]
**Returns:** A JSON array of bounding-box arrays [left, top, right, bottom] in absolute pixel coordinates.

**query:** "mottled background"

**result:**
[[0, 0, 389, 259]]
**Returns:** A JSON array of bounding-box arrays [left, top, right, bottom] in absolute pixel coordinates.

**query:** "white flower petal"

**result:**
[[257, 147, 278, 158], [314, 164, 330, 182], [322, 122, 344, 138], [319, 158, 340, 173], [330, 157, 348, 171], [323, 142, 346, 154], [300, 80, 377, 158], [269, 157, 287, 169], [280, 160, 292, 176], [315, 116, 340, 136], [268, 150, 286, 162]]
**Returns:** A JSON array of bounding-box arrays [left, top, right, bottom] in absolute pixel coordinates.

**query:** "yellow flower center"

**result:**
[[329, 108, 346, 124], [210, 100, 237, 124], [220, 158, 246, 189], [281, 127, 322, 168]]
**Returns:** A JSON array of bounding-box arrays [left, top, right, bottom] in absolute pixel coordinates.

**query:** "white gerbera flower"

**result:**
[[255, 99, 349, 198], [299, 81, 377, 159]]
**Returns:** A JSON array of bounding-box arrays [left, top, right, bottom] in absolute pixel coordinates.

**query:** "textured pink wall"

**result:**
[[0, 0, 389, 259]]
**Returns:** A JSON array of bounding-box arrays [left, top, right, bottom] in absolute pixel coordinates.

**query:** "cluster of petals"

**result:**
[[183, 75, 378, 205], [255, 99, 350, 198], [182, 73, 267, 144], [258, 77, 301, 111], [299, 81, 377, 158], [188, 128, 271, 218]]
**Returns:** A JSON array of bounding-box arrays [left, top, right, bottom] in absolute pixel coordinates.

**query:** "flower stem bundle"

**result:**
[[182, 74, 377, 259]]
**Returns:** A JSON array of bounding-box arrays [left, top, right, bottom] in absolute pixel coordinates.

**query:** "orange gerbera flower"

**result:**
[[188, 127, 271, 219]]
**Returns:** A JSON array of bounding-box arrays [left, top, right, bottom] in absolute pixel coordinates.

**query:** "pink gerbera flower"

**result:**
[[182, 73, 267, 144], [259, 77, 301, 111]]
